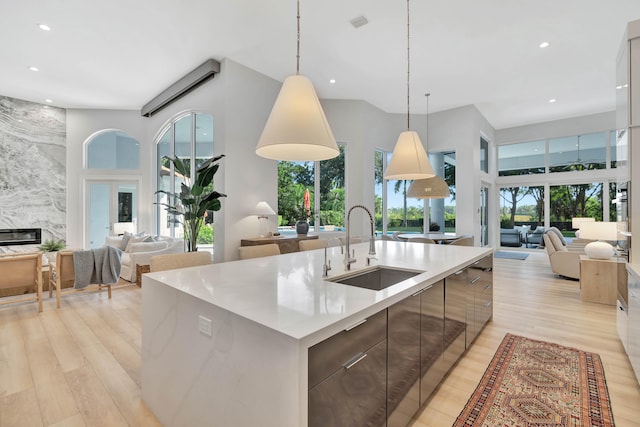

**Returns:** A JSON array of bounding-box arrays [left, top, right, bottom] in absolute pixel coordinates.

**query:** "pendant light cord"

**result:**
[[406, 0, 411, 129], [425, 92, 430, 140], [296, 0, 301, 75]]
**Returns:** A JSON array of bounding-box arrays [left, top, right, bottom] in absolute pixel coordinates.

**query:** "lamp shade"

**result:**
[[407, 175, 450, 198], [579, 221, 618, 241], [571, 217, 595, 229], [384, 131, 435, 180], [256, 75, 339, 161], [254, 201, 276, 218]]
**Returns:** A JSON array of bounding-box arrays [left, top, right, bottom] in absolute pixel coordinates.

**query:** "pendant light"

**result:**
[[384, 0, 435, 180], [407, 93, 451, 198], [256, 0, 339, 161]]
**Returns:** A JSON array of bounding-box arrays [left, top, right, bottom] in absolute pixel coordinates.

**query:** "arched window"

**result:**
[[156, 112, 214, 249], [86, 130, 140, 169]]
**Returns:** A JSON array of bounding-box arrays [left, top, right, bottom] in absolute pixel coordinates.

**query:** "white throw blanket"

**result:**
[[73, 246, 123, 289]]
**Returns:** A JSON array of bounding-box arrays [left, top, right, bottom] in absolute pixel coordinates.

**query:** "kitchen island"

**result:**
[[141, 240, 493, 427]]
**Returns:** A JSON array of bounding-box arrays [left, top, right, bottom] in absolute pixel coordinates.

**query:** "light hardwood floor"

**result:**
[[412, 250, 640, 427], [0, 251, 639, 426]]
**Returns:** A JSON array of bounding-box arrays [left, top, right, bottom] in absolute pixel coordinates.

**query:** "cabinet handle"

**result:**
[[483, 284, 492, 291], [470, 276, 480, 284], [343, 352, 367, 370], [454, 270, 465, 275], [484, 301, 492, 307], [412, 284, 433, 297], [344, 319, 367, 332]]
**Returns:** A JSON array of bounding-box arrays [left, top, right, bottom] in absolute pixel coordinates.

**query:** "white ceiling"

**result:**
[[2, 0, 640, 129]]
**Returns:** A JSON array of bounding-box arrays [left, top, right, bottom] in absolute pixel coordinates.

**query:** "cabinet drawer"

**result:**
[[309, 309, 387, 389], [309, 339, 387, 427]]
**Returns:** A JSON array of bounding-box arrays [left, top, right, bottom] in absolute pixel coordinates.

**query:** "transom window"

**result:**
[[87, 130, 140, 169]]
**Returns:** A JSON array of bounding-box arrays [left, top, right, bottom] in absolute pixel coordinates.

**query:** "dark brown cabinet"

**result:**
[[420, 280, 446, 404], [387, 291, 421, 427], [308, 310, 387, 427], [444, 268, 467, 372], [308, 257, 493, 427]]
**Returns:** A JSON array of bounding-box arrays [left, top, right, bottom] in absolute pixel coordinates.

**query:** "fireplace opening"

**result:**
[[0, 228, 42, 246]]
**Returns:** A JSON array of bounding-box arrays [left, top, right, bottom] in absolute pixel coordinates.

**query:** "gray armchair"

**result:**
[[526, 227, 546, 247], [500, 228, 521, 247]]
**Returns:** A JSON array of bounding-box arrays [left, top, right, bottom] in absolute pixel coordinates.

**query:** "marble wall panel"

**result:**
[[0, 95, 66, 253]]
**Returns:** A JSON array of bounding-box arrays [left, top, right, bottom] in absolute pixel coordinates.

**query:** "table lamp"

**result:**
[[254, 201, 276, 237], [571, 217, 595, 229], [579, 221, 618, 259]]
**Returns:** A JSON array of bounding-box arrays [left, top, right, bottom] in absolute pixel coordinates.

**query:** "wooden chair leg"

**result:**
[[55, 280, 61, 309], [37, 280, 43, 313], [108, 285, 112, 299]]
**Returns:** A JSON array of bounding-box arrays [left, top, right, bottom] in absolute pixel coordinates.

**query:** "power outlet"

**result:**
[[198, 315, 212, 337]]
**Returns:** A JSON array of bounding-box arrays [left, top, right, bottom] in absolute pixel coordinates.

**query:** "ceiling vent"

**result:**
[[350, 15, 369, 28], [141, 58, 221, 117]]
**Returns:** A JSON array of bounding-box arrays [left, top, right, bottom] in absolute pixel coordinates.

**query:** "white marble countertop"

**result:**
[[144, 240, 493, 345]]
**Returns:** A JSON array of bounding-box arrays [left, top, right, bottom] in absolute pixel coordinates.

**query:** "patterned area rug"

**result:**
[[453, 333, 615, 427]]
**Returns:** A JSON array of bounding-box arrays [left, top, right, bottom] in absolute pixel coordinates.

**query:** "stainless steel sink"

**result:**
[[328, 266, 424, 291]]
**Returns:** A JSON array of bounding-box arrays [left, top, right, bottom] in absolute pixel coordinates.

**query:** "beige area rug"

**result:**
[[453, 333, 615, 427]]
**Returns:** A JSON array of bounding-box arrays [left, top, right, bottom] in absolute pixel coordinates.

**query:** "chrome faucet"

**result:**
[[344, 205, 376, 271], [323, 237, 344, 278]]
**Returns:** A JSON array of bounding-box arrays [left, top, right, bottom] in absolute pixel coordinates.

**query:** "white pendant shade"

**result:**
[[407, 175, 450, 198], [256, 75, 339, 161], [384, 131, 435, 180]]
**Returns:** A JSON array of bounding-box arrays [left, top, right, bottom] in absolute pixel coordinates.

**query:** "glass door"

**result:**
[[86, 180, 138, 248], [480, 185, 489, 246]]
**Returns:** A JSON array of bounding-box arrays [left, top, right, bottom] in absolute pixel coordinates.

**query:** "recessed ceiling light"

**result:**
[[28, 66, 39, 71], [329, 79, 336, 84], [38, 24, 51, 31], [549, 98, 557, 103], [45, 99, 53, 103], [616, 85, 624, 90], [539, 41, 550, 48]]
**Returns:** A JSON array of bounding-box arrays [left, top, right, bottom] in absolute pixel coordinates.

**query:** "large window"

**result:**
[[550, 183, 603, 229], [156, 113, 214, 247], [374, 149, 456, 235], [277, 145, 345, 231], [499, 186, 544, 229], [480, 137, 489, 173], [549, 132, 606, 172], [498, 140, 545, 176]]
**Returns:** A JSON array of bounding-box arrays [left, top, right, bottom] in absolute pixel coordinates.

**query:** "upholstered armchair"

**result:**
[[542, 232, 582, 279]]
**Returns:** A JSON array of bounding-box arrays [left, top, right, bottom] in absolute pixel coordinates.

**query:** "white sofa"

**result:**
[[105, 234, 184, 282]]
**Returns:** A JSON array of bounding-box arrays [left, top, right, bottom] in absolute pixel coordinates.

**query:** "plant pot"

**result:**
[[296, 220, 309, 235]]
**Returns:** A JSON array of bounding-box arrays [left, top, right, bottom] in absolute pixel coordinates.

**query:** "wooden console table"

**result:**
[[240, 234, 319, 254], [579, 255, 626, 305], [136, 263, 150, 287]]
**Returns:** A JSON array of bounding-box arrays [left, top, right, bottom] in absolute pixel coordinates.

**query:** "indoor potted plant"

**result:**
[[38, 238, 66, 264], [156, 155, 226, 252]]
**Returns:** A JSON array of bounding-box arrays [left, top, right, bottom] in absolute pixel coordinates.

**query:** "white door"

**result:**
[[86, 180, 138, 248]]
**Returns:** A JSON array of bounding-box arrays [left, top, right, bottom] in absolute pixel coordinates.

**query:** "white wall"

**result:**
[[66, 109, 147, 249], [322, 99, 396, 237], [64, 59, 620, 259]]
